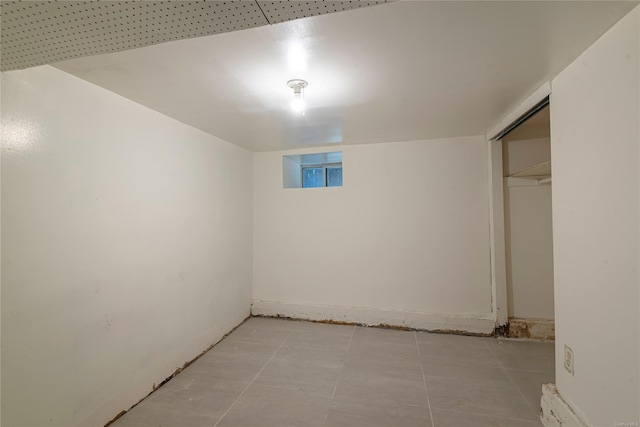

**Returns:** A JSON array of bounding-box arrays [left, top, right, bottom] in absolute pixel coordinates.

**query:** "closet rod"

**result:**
[[537, 177, 552, 185]]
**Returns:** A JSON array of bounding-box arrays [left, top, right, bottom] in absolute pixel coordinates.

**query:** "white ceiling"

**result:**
[[45, 1, 640, 151]]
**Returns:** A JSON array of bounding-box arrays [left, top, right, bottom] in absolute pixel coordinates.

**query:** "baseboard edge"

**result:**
[[251, 300, 495, 335], [541, 384, 589, 427]]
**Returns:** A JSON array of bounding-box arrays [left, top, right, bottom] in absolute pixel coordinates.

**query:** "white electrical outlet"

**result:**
[[564, 344, 574, 375]]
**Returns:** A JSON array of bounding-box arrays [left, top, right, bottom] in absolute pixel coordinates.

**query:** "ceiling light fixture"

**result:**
[[287, 79, 308, 116]]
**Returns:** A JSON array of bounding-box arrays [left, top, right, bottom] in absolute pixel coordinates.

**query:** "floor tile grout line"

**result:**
[[414, 331, 435, 427], [227, 339, 286, 346], [482, 338, 541, 419], [117, 320, 550, 426], [433, 406, 545, 423], [504, 367, 555, 374], [213, 329, 296, 427], [331, 325, 356, 401], [503, 368, 542, 419]]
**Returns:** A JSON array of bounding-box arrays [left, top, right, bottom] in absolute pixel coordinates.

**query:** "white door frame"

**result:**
[[486, 82, 551, 331], [488, 138, 509, 329]]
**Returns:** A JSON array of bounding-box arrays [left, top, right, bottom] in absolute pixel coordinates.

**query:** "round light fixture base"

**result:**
[[287, 79, 308, 92]]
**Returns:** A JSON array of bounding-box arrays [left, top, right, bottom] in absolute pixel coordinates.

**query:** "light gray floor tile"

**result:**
[[420, 356, 512, 384], [182, 342, 277, 384], [333, 379, 427, 407], [253, 345, 345, 396], [334, 359, 428, 407], [432, 408, 543, 427], [417, 332, 501, 366], [327, 400, 433, 427], [271, 343, 347, 366], [112, 385, 237, 427], [293, 320, 354, 335], [485, 338, 555, 372], [166, 370, 251, 396], [215, 383, 332, 427], [345, 344, 421, 367], [507, 369, 555, 414], [206, 338, 281, 360], [416, 331, 489, 346], [342, 356, 423, 380], [285, 322, 354, 351], [198, 340, 279, 366], [426, 375, 539, 421], [238, 316, 300, 331], [351, 326, 418, 347], [113, 318, 555, 427], [227, 317, 297, 345], [347, 328, 420, 366]]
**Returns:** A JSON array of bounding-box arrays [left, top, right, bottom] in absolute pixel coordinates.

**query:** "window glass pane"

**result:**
[[303, 167, 324, 188], [327, 167, 343, 187]]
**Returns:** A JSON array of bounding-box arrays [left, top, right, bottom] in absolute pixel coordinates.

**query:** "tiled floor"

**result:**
[[112, 317, 555, 427]]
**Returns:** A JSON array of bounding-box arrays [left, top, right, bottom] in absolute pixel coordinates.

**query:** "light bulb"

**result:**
[[287, 79, 308, 116], [291, 92, 305, 114]]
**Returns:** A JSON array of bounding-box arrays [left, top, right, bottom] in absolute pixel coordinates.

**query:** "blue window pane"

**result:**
[[303, 168, 324, 188], [327, 167, 342, 187]]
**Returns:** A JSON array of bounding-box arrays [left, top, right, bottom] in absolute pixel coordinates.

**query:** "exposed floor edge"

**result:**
[[103, 315, 251, 427], [508, 317, 555, 340], [541, 384, 588, 427], [253, 313, 494, 337], [251, 300, 495, 336]]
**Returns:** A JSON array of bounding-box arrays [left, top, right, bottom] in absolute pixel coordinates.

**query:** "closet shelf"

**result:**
[[507, 161, 551, 187], [509, 160, 551, 179]]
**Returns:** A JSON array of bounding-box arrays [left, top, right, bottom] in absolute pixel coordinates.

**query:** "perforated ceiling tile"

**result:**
[[0, 1, 269, 71], [0, 0, 389, 72], [256, 0, 387, 24]]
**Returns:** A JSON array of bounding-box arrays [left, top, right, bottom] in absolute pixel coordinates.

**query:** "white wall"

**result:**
[[1, 66, 253, 427], [253, 136, 494, 333], [503, 137, 554, 320], [550, 6, 639, 425], [282, 155, 301, 188], [505, 184, 554, 319], [503, 138, 550, 176]]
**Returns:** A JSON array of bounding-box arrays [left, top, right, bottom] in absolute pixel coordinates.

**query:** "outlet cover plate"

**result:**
[[564, 344, 574, 375]]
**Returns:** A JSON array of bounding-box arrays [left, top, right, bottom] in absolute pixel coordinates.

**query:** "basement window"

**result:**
[[283, 152, 342, 189]]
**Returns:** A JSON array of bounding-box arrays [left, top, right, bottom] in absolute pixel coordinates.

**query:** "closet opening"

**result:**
[[500, 103, 554, 340]]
